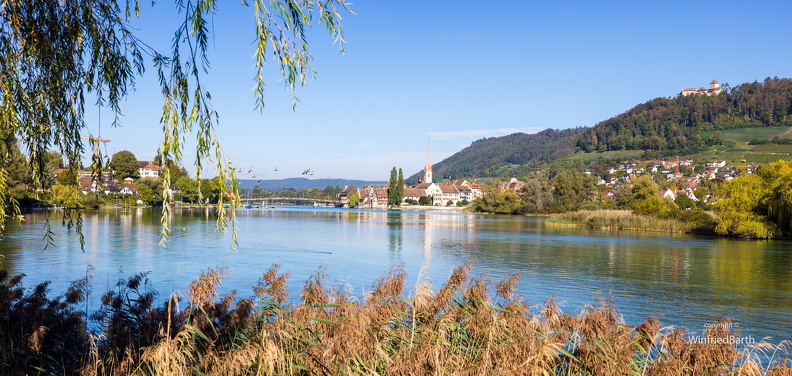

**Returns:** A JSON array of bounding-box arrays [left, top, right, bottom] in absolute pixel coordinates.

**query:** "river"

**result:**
[[1, 206, 790, 343]]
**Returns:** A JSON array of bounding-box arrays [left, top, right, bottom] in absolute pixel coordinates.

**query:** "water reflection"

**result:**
[[0, 207, 790, 342]]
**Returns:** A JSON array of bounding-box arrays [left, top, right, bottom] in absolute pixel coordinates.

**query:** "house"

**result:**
[[706, 160, 727, 168], [138, 161, 161, 178], [459, 180, 485, 199], [120, 185, 138, 195], [102, 183, 124, 194], [77, 172, 115, 194], [661, 189, 677, 200], [437, 185, 461, 206], [359, 186, 388, 209], [336, 186, 359, 206], [403, 187, 427, 203], [456, 185, 474, 202], [500, 177, 525, 192], [413, 182, 442, 203]]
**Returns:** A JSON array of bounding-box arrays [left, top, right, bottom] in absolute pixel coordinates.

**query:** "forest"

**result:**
[[576, 77, 792, 155], [413, 127, 587, 182]]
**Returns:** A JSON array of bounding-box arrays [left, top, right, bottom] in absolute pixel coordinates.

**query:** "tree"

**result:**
[[347, 192, 360, 208], [396, 168, 405, 205], [521, 178, 554, 213], [49, 184, 82, 208], [674, 195, 696, 210], [550, 169, 595, 211], [175, 176, 200, 203], [714, 161, 792, 238], [136, 177, 164, 205], [471, 184, 524, 215], [0, 0, 351, 246], [626, 175, 676, 216], [714, 173, 777, 238], [110, 150, 139, 179], [388, 167, 398, 206]]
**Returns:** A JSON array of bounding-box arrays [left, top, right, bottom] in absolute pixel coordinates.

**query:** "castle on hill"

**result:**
[[681, 80, 723, 96]]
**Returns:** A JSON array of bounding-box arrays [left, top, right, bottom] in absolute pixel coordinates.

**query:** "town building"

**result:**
[[138, 160, 161, 178]]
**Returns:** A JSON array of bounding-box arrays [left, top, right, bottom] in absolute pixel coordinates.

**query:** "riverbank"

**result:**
[[546, 209, 717, 234], [2, 266, 789, 375]]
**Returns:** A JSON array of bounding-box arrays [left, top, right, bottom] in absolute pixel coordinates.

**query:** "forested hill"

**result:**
[[576, 77, 792, 155], [410, 128, 587, 181]]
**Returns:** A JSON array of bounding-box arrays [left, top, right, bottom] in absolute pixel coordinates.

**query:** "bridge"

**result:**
[[240, 197, 341, 206]]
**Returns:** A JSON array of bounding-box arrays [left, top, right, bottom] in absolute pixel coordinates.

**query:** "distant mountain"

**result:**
[[576, 77, 792, 155], [408, 127, 587, 182], [238, 178, 385, 190]]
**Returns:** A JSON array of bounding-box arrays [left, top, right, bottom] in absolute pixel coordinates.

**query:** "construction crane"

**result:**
[[80, 135, 110, 160]]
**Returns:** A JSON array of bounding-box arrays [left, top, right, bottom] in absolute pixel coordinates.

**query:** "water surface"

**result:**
[[1, 206, 789, 342]]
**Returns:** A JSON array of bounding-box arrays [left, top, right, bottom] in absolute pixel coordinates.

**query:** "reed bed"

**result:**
[[1, 266, 789, 375], [547, 209, 716, 234]]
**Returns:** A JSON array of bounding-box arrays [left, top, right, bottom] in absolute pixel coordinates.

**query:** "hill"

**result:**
[[409, 78, 792, 182], [576, 77, 792, 156], [408, 128, 587, 182], [238, 178, 385, 191]]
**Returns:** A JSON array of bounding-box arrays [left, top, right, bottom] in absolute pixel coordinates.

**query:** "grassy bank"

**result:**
[[1, 266, 789, 375], [547, 209, 717, 234]]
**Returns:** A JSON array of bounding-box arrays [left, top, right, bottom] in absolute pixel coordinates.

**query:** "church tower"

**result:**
[[423, 139, 433, 184]]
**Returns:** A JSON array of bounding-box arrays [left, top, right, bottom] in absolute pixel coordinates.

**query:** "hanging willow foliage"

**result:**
[[0, 0, 351, 248]]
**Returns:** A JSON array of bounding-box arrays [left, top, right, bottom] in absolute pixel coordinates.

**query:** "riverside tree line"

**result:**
[[469, 160, 792, 239]]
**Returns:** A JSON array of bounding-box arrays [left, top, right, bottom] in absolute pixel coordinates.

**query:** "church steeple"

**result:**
[[423, 139, 433, 184]]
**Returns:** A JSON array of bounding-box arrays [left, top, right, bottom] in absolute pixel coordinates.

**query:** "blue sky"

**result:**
[[83, 0, 792, 181]]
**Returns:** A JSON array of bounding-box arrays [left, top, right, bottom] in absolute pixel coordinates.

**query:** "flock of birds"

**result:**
[[226, 161, 314, 185]]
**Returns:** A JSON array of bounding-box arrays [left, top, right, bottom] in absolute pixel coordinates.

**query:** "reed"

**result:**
[[0, 266, 789, 375], [547, 209, 717, 234]]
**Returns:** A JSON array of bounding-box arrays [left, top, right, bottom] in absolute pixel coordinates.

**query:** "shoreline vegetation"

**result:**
[[2, 266, 789, 375], [546, 209, 717, 234]]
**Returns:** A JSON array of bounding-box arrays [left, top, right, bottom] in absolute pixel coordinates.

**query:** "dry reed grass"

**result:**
[[0, 265, 790, 375]]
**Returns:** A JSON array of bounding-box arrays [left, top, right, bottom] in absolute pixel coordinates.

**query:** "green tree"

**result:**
[[0, 0, 351, 245], [396, 168, 404, 205], [714, 161, 792, 238], [348, 192, 360, 208], [137, 185, 155, 206], [388, 167, 399, 206], [200, 178, 222, 204], [626, 175, 676, 216], [674, 195, 696, 210], [521, 178, 554, 213], [136, 177, 164, 205], [2, 142, 32, 200], [175, 176, 200, 203], [714, 173, 777, 238], [471, 184, 524, 215], [550, 169, 595, 211], [49, 184, 82, 208], [110, 150, 139, 179], [322, 185, 342, 198]]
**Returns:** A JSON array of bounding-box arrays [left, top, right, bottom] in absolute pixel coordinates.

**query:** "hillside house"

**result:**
[[138, 161, 161, 178], [500, 178, 525, 192]]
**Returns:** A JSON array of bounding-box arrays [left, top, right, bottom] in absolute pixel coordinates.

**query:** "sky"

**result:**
[[81, 0, 792, 181]]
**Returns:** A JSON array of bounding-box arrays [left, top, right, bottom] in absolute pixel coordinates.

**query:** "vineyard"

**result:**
[[738, 152, 792, 164], [700, 126, 792, 142]]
